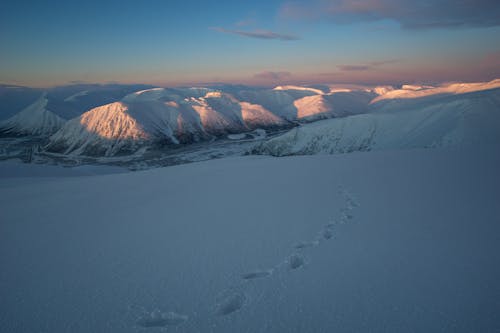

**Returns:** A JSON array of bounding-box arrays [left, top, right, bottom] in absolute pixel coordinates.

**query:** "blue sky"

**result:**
[[1, 0, 499, 87]]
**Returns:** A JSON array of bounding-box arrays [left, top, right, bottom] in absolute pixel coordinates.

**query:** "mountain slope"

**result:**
[[0, 85, 42, 120], [372, 79, 500, 104], [0, 94, 66, 136], [45, 88, 292, 156], [37, 79, 500, 157], [294, 91, 376, 121], [254, 88, 500, 156], [45, 88, 294, 156], [47, 102, 152, 156]]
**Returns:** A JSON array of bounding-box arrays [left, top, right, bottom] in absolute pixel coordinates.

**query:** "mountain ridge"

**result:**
[[2, 79, 499, 157]]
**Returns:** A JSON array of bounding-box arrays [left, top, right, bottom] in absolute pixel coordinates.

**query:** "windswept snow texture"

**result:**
[[1, 147, 499, 332], [255, 86, 500, 156], [0, 94, 65, 136]]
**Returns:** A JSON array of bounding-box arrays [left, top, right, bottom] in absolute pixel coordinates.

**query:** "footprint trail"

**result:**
[[215, 292, 246, 316], [136, 310, 188, 328], [241, 270, 273, 280], [133, 185, 360, 328]]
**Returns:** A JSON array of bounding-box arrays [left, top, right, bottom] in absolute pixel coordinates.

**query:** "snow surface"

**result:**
[[0, 159, 127, 178], [1, 147, 499, 332]]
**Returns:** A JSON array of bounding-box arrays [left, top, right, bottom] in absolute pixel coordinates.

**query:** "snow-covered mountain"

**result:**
[[0, 84, 43, 120], [0, 84, 155, 123], [47, 102, 154, 156], [42, 83, 155, 120], [0, 94, 66, 136], [46, 88, 293, 156], [45, 85, 377, 156], [372, 79, 500, 104], [293, 91, 376, 121], [5, 80, 499, 157], [254, 84, 500, 156]]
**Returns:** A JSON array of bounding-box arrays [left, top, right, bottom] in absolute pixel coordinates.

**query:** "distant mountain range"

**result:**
[[254, 84, 500, 155], [1, 80, 499, 157]]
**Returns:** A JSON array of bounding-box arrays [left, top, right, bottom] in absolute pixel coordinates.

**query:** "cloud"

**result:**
[[254, 71, 292, 80], [280, 0, 500, 29], [337, 59, 399, 71], [211, 27, 299, 41], [337, 65, 371, 71]]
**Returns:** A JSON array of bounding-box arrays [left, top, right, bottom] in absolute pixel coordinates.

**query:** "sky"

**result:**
[[1, 0, 500, 87]]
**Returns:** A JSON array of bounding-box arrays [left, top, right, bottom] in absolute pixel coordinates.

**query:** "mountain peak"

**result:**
[[0, 94, 65, 136]]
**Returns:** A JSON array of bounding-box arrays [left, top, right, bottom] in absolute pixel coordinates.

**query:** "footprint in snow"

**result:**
[[241, 269, 272, 280], [136, 310, 188, 328], [326, 220, 339, 227], [345, 196, 359, 208], [215, 292, 246, 316], [340, 188, 359, 205], [348, 199, 359, 208], [288, 254, 305, 270], [340, 210, 353, 222], [294, 240, 319, 249], [322, 228, 333, 240]]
